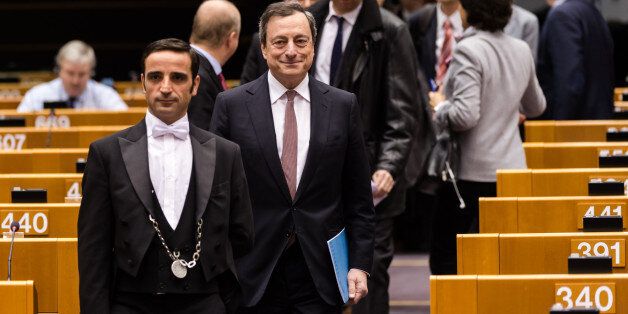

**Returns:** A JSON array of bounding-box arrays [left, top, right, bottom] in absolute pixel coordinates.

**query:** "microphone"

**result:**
[[7, 221, 20, 281]]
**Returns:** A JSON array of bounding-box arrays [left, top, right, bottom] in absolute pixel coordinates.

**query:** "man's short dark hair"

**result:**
[[141, 38, 200, 79], [258, 2, 317, 47], [460, 0, 512, 32]]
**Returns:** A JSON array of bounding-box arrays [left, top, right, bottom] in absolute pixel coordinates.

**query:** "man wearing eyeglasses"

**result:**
[[211, 2, 374, 313]]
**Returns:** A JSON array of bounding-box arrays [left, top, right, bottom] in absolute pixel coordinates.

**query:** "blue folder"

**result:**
[[327, 228, 349, 303]]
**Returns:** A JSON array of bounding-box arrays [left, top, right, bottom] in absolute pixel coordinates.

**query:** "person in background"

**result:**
[[188, 0, 241, 130], [428, 0, 546, 275], [537, 0, 614, 120], [17, 40, 127, 112], [504, 4, 539, 61], [408, 0, 463, 87], [241, 0, 318, 85], [308, 0, 420, 313]]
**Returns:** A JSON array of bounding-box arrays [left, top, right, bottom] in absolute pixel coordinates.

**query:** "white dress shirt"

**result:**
[[17, 77, 128, 112], [145, 110, 193, 229], [268, 72, 311, 189], [435, 4, 463, 75], [314, 2, 363, 85]]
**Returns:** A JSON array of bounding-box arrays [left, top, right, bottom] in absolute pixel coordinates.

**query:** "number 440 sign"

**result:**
[[0, 210, 49, 235]]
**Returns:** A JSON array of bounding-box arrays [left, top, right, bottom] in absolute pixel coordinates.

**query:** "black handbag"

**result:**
[[424, 118, 466, 209]]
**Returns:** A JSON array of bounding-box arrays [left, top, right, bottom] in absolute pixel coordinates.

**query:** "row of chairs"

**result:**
[[431, 118, 628, 313]]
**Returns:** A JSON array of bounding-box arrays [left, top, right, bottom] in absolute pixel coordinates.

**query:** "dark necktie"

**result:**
[[281, 90, 298, 199], [67, 97, 77, 108], [329, 15, 344, 85]]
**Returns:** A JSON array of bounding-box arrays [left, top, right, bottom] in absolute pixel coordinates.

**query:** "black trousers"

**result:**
[[429, 180, 496, 275], [112, 291, 225, 314], [351, 217, 395, 314], [238, 241, 342, 314]]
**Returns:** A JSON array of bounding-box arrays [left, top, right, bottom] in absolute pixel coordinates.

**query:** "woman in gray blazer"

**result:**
[[428, 0, 546, 274]]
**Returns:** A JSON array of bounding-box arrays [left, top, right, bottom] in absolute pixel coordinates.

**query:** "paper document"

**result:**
[[371, 181, 387, 206]]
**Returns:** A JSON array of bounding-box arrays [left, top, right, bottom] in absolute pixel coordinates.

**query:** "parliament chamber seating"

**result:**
[[0, 173, 82, 203], [0, 108, 144, 127], [456, 232, 628, 275], [0, 281, 36, 314], [496, 168, 628, 197], [0, 126, 125, 149], [479, 196, 628, 233], [0, 203, 78, 237], [524, 142, 628, 169], [0, 238, 78, 313], [525, 120, 628, 142], [0, 149, 87, 173], [431, 274, 628, 314]]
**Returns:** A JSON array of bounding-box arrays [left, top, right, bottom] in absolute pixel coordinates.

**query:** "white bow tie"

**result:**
[[152, 122, 189, 140]]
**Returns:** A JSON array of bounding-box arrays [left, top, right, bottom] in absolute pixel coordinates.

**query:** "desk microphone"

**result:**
[[7, 221, 20, 281]]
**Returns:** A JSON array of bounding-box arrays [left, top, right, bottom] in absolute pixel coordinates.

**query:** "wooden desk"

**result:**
[[0, 281, 35, 314], [616, 87, 628, 102], [480, 196, 628, 233], [0, 238, 78, 313], [457, 232, 628, 275], [0, 148, 87, 173], [525, 120, 628, 142], [524, 142, 628, 169], [497, 168, 628, 197], [0, 173, 83, 203], [0, 126, 124, 149], [431, 274, 628, 314], [0, 93, 146, 109], [0, 204, 79, 237], [0, 107, 144, 127]]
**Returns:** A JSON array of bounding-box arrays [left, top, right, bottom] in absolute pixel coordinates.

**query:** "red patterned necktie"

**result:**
[[281, 90, 298, 199], [218, 73, 229, 90], [436, 19, 453, 86]]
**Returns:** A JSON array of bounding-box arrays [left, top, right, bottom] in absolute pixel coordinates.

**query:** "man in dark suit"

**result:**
[[211, 2, 374, 313], [407, 0, 462, 85], [537, 0, 614, 120], [308, 0, 419, 313], [78, 38, 254, 313], [188, 0, 241, 130]]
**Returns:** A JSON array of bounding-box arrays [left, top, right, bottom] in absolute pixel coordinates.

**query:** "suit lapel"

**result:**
[[245, 74, 292, 203], [294, 78, 330, 203], [190, 126, 216, 220], [119, 120, 156, 217]]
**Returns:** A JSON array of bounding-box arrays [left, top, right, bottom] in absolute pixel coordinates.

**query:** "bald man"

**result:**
[[188, 0, 241, 130]]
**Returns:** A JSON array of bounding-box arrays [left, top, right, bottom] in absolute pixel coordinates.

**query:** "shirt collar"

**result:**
[[145, 109, 190, 137], [267, 72, 310, 105], [436, 3, 463, 32], [52, 77, 91, 102], [553, 0, 567, 7], [325, 1, 363, 26], [191, 44, 222, 75]]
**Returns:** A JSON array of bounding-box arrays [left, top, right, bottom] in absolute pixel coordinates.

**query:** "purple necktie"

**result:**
[[281, 90, 298, 199]]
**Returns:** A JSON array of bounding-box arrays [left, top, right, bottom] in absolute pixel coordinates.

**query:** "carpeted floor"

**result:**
[[389, 254, 430, 314]]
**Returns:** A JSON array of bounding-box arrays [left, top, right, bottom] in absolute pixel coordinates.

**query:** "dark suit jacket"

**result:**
[[240, 33, 268, 85], [77, 120, 254, 313], [309, 0, 420, 218], [408, 3, 437, 82], [188, 50, 224, 130], [537, 0, 614, 119], [210, 74, 375, 306]]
